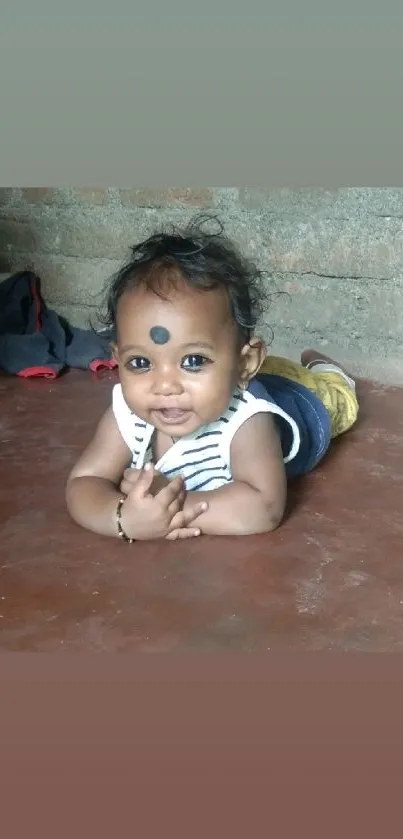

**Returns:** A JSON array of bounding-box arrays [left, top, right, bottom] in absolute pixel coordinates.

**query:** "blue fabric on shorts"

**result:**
[[247, 373, 332, 479]]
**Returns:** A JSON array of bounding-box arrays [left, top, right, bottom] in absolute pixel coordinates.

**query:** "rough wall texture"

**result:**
[[0, 187, 402, 383]]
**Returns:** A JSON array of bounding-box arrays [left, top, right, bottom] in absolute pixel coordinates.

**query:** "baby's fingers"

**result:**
[[120, 467, 141, 495], [165, 527, 202, 541], [170, 502, 208, 531], [156, 474, 185, 507], [131, 463, 155, 499]]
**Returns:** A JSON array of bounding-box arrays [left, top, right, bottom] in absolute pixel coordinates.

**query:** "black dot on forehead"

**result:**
[[149, 325, 171, 344]]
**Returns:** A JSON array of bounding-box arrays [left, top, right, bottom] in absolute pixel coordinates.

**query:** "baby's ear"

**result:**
[[111, 343, 119, 363], [238, 337, 266, 388]]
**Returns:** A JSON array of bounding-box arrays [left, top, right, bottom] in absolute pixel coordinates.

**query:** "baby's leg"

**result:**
[[257, 351, 358, 439], [301, 349, 356, 391], [300, 349, 358, 438]]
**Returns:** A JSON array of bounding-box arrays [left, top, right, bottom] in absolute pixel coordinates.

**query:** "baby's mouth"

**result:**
[[153, 408, 192, 425]]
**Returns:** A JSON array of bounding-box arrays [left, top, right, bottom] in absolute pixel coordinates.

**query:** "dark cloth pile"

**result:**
[[0, 271, 117, 378]]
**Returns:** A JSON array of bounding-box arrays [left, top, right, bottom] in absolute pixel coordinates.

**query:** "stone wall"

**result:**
[[0, 187, 402, 383]]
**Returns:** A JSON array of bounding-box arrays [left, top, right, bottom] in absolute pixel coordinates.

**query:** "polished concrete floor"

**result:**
[[1, 369, 403, 651]]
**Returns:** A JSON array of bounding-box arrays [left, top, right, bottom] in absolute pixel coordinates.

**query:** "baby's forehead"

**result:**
[[118, 283, 234, 339]]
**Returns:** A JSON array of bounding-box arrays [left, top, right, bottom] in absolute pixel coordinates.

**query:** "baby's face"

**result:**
[[113, 280, 245, 437]]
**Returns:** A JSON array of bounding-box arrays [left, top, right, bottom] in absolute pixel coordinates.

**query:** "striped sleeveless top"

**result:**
[[112, 383, 300, 492]]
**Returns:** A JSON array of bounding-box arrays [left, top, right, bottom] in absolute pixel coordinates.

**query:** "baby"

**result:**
[[66, 216, 359, 542]]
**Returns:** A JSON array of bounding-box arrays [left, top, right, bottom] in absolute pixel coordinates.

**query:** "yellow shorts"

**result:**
[[259, 356, 359, 439]]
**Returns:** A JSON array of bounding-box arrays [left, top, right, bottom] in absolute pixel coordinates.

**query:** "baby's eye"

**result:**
[[128, 356, 151, 371], [181, 354, 210, 371]]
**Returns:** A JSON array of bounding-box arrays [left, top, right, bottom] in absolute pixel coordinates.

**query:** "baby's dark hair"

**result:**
[[99, 214, 268, 341]]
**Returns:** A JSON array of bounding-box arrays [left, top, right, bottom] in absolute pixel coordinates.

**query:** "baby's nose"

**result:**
[[152, 368, 183, 395]]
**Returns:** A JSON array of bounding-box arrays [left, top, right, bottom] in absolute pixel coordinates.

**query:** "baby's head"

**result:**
[[102, 216, 268, 437]]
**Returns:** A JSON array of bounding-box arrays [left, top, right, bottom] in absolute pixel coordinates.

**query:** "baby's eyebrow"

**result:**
[[119, 341, 216, 353], [119, 344, 147, 353], [180, 342, 215, 351]]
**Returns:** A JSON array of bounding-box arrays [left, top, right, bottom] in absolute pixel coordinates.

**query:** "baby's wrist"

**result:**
[[115, 496, 136, 543]]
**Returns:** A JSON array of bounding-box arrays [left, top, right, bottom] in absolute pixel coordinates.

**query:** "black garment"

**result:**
[[0, 271, 116, 377]]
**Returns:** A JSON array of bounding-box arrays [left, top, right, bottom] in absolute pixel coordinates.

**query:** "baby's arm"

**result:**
[[181, 412, 287, 536], [65, 406, 134, 537], [66, 408, 206, 540]]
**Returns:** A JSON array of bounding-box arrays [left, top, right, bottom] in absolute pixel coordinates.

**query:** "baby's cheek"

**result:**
[[122, 378, 146, 407], [203, 387, 233, 418]]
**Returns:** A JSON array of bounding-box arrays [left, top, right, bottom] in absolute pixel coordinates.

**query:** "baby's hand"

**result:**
[[120, 466, 173, 498], [119, 464, 207, 541]]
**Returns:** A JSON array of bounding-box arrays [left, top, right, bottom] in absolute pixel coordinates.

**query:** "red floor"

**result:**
[[1, 369, 403, 651]]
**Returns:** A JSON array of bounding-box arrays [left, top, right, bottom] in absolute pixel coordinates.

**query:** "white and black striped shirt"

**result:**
[[112, 384, 300, 492]]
